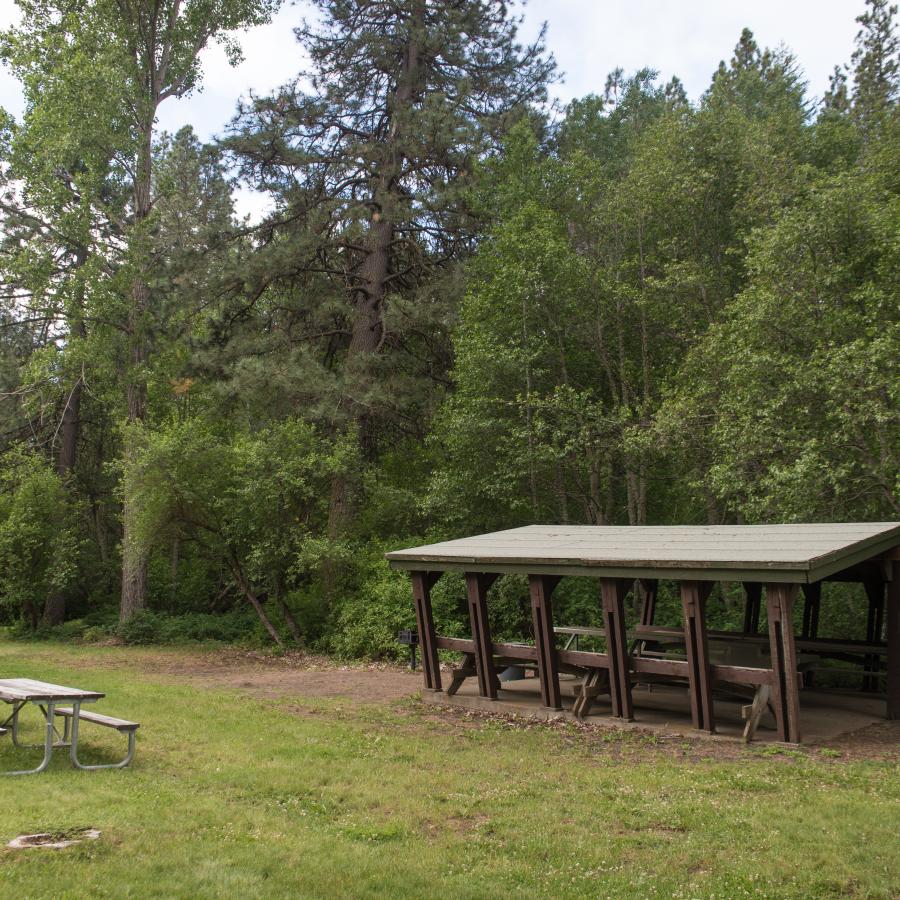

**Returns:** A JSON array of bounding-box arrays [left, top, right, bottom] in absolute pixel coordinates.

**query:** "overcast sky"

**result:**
[[0, 0, 868, 217]]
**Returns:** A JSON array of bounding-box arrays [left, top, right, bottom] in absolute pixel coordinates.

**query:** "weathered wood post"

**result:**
[[765, 583, 801, 743], [863, 579, 886, 692], [465, 573, 499, 700], [801, 582, 821, 639], [887, 559, 900, 720], [680, 580, 715, 734], [411, 571, 442, 692], [600, 578, 633, 720], [529, 574, 562, 710], [742, 582, 762, 634]]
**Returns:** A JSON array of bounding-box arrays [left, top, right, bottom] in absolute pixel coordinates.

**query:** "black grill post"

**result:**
[[397, 629, 419, 670]]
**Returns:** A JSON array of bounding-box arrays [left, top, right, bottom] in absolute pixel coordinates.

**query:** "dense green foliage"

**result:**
[[0, 1, 897, 654]]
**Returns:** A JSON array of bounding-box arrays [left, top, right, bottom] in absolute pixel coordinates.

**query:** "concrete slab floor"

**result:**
[[421, 674, 888, 744]]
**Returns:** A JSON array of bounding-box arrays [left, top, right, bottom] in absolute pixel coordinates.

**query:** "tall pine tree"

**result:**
[[226, 0, 554, 582]]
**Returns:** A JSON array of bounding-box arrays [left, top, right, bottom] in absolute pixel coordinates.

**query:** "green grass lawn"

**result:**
[[0, 642, 897, 899]]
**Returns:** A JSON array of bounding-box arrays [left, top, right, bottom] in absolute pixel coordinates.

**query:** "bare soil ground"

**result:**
[[58, 644, 900, 761]]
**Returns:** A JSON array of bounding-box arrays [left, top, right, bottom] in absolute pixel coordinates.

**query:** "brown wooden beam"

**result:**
[[529, 574, 563, 710], [600, 578, 633, 720], [411, 571, 442, 693], [465, 572, 499, 700], [766, 582, 802, 743], [863, 579, 886, 692], [557, 648, 611, 668], [824, 561, 892, 583], [887, 559, 900, 719], [638, 579, 659, 627], [742, 582, 762, 634], [681, 580, 715, 733], [435, 636, 475, 653], [801, 582, 821, 640]]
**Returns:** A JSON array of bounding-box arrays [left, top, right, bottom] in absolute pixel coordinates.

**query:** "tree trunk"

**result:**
[[324, 5, 424, 593], [229, 558, 284, 648], [274, 577, 302, 644], [43, 371, 84, 626], [43, 247, 88, 627], [170, 536, 179, 608], [120, 123, 154, 623]]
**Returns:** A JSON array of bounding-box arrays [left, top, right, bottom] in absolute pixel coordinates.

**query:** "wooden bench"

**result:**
[[554, 626, 605, 650], [56, 708, 139, 770]]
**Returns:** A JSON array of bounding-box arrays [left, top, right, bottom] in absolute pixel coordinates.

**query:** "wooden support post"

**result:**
[[573, 668, 608, 719], [887, 560, 900, 720], [680, 581, 715, 734], [765, 583, 801, 743], [529, 574, 562, 709], [800, 582, 822, 688], [863, 579, 886, 692], [742, 583, 762, 634], [446, 653, 476, 696], [465, 572, 499, 700], [801, 582, 822, 640], [631, 578, 660, 656], [638, 579, 659, 627], [411, 571, 442, 693], [600, 578, 633, 720]]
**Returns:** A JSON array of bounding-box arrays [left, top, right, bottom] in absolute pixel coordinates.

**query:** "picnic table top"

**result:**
[[0, 678, 104, 703], [386, 523, 900, 583]]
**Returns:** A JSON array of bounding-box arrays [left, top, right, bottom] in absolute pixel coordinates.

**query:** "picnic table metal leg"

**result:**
[[600, 578, 633, 721], [681, 581, 715, 734], [8, 701, 23, 746], [466, 572, 499, 700], [1, 701, 56, 776], [8, 702, 67, 749], [529, 574, 562, 710], [766, 583, 802, 743], [411, 571, 442, 693], [69, 703, 137, 771]]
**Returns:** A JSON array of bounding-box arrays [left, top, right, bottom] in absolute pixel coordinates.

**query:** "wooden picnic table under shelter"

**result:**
[[386, 523, 900, 743]]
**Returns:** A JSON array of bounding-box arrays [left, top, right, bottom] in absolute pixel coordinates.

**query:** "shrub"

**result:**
[[0, 449, 80, 628]]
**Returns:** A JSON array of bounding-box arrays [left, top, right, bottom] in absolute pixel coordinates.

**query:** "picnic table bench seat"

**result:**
[[55, 707, 139, 770], [56, 708, 140, 732]]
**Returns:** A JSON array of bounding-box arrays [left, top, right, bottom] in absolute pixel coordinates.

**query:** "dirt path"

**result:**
[[15, 643, 899, 760], [60, 645, 425, 704]]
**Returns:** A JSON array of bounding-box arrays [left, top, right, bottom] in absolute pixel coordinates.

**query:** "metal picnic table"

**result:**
[[0, 679, 104, 776]]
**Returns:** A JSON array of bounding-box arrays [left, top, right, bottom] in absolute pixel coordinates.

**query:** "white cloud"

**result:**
[[156, 3, 308, 140], [233, 184, 276, 223], [519, 0, 863, 105], [0, 0, 23, 119], [0, 0, 869, 222], [2, 0, 867, 132]]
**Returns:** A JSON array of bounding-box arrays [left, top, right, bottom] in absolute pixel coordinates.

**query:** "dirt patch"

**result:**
[[808, 720, 900, 760], [186, 666, 421, 703], [57, 645, 423, 705], [7, 828, 101, 850]]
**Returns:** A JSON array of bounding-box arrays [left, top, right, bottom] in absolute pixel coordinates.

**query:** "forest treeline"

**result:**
[[0, 0, 897, 654]]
